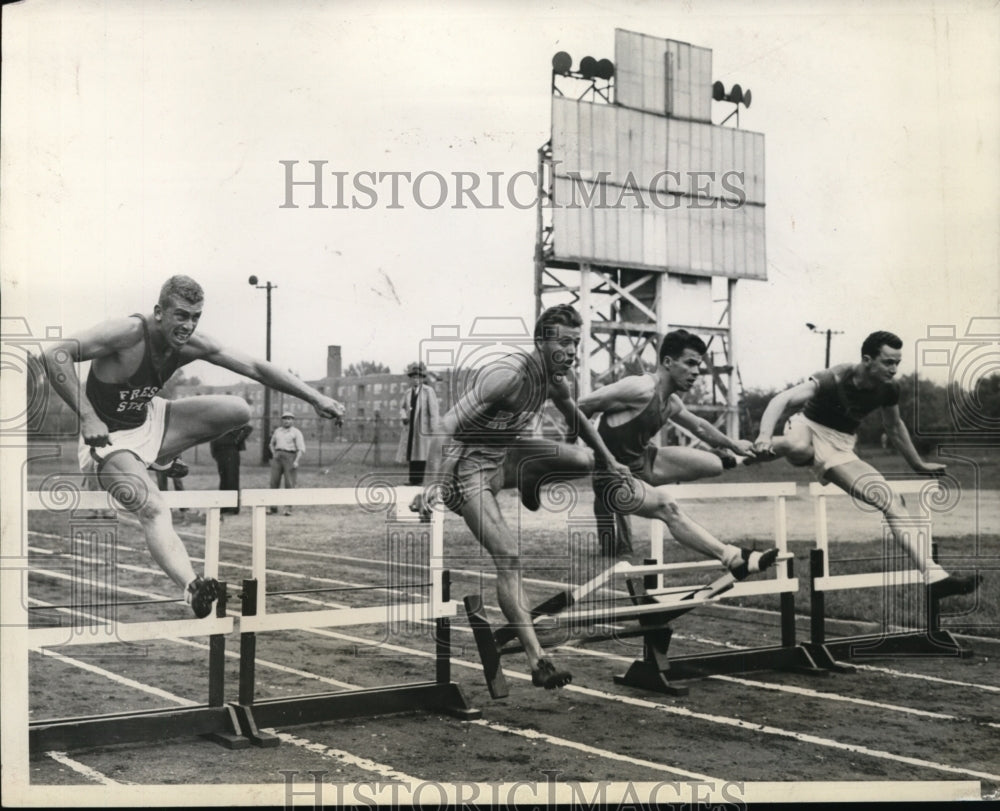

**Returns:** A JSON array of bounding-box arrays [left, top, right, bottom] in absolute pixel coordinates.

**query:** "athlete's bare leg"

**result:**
[[157, 396, 251, 462], [97, 453, 197, 589], [647, 445, 725, 484], [458, 480, 571, 687], [823, 459, 945, 578], [621, 478, 745, 569]]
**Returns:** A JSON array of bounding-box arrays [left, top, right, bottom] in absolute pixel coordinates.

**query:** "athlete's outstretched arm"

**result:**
[[671, 399, 755, 456], [753, 379, 818, 453], [187, 335, 344, 419], [551, 380, 631, 479], [882, 405, 945, 475]]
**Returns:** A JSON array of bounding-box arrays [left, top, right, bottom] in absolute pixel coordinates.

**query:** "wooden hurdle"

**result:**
[[26, 486, 248, 753], [465, 481, 827, 697], [230, 485, 480, 747], [806, 479, 972, 670]]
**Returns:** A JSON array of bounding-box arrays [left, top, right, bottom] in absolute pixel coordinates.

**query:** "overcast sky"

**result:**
[[3, 0, 998, 395]]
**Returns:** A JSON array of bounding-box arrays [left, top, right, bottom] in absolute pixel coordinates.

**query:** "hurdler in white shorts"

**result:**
[[78, 396, 171, 473], [785, 412, 860, 478]]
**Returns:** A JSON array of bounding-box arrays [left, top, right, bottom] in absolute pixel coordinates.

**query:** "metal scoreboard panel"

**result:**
[[550, 95, 766, 279], [614, 29, 713, 123]]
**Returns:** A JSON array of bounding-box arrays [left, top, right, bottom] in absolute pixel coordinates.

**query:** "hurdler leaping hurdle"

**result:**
[[752, 330, 980, 601], [42, 275, 345, 617], [419, 304, 633, 691]]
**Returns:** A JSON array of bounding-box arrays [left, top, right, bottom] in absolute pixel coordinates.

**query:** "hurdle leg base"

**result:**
[[231, 703, 281, 748], [614, 625, 689, 696], [201, 704, 253, 749], [243, 682, 481, 728], [463, 595, 510, 699], [613, 663, 690, 697], [30, 705, 248, 754], [813, 630, 970, 663], [804, 644, 858, 673]]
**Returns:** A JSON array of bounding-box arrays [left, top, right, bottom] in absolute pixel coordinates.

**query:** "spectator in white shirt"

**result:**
[[269, 411, 306, 515]]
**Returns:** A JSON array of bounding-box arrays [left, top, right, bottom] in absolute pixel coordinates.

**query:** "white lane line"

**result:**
[[29, 534, 1000, 704], [45, 751, 127, 785], [29, 531, 413, 601], [545, 644, 964, 721], [37, 526, 1000, 647], [469, 719, 718, 783], [264, 730, 423, 783], [314, 626, 1000, 784], [705, 674, 961, 720], [33, 537, 1000, 714], [35, 648, 197, 707], [38, 581, 705, 786], [168, 636, 358, 691], [28, 533, 1000, 779], [847, 663, 1000, 693], [28, 566, 181, 605], [561, 681, 1000, 783]]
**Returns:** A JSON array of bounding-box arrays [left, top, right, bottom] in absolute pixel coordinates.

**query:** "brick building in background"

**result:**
[[168, 346, 459, 467]]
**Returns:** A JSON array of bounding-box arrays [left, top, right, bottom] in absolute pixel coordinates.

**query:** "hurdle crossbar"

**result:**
[[26, 488, 248, 752], [465, 481, 826, 698], [806, 480, 970, 669], [232, 486, 480, 747]]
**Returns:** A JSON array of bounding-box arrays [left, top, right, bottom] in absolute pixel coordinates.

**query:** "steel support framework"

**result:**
[[534, 137, 740, 438]]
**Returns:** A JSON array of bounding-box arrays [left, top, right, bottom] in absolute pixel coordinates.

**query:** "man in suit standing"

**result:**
[[396, 361, 440, 486]]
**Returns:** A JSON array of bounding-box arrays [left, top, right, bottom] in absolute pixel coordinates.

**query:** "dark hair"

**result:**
[[861, 330, 902, 359], [534, 304, 582, 342], [159, 275, 204, 307], [658, 329, 707, 363]]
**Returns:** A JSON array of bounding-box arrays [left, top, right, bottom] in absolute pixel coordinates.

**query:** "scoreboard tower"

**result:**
[[535, 29, 765, 438]]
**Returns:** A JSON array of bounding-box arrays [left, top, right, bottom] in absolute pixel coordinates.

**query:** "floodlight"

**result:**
[[712, 80, 725, 101], [729, 84, 743, 105], [552, 51, 572, 75], [595, 58, 615, 80], [579, 56, 597, 79]]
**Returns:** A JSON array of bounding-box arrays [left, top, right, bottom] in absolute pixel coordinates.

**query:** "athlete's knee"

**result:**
[[654, 494, 683, 526], [782, 438, 814, 466], [133, 488, 170, 524], [223, 396, 252, 426], [701, 454, 724, 478]]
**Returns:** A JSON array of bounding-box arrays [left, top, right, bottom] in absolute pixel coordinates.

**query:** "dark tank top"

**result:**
[[802, 364, 899, 434], [85, 314, 182, 431], [596, 376, 670, 471]]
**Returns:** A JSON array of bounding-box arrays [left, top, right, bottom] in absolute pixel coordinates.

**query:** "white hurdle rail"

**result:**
[[26, 486, 247, 752], [806, 479, 970, 666], [238, 486, 456, 631], [230, 485, 479, 746]]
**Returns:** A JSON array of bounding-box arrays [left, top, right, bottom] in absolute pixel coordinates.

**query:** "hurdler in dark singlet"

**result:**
[[596, 375, 671, 480], [86, 314, 181, 432], [802, 364, 899, 435]]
